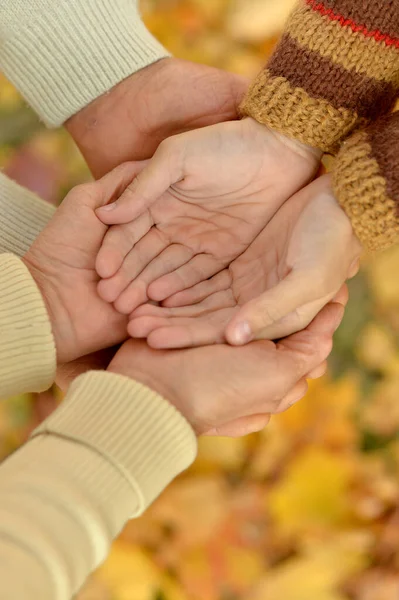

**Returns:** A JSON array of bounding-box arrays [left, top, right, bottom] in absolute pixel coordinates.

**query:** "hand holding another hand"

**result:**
[[107, 299, 344, 437], [19, 162, 345, 439]]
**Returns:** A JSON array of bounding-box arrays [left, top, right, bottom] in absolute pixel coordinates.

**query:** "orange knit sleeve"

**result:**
[[241, 0, 399, 153], [333, 111, 399, 252]]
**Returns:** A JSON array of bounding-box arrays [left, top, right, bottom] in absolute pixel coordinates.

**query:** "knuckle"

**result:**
[[65, 182, 96, 208]]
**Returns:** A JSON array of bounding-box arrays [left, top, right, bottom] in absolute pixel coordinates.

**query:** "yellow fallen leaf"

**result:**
[[357, 323, 398, 372], [96, 542, 186, 600], [248, 534, 368, 600], [268, 448, 354, 537]]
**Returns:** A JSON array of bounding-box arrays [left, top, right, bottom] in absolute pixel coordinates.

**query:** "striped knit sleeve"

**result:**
[[241, 0, 399, 154], [333, 111, 399, 252]]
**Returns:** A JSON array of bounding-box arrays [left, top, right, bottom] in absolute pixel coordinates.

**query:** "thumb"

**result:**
[[96, 137, 185, 224], [225, 271, 324, 345], [86, 161, 149, 210]]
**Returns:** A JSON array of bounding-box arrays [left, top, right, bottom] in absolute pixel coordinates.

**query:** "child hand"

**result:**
[[95, 117, 320, 314], [128, 175, 361, 348]]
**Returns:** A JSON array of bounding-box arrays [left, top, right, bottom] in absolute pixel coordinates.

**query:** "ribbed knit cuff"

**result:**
[[32, 371, 197, 515], [333, 127, 399, 252], [0, 436, 138, 600], [0, 254, 56, 398], [240, 70, 358, 154], [0, 173, 56, 257], [0, 0, 170, 127]]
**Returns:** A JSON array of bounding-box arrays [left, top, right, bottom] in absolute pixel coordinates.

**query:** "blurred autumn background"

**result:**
[[1, 0, 399, 598]]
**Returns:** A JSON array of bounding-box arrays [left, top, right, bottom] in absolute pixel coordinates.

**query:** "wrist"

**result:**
[[66, 59, 170, 178], [107, 343, 196, 432], [242, 117, 323, 164]]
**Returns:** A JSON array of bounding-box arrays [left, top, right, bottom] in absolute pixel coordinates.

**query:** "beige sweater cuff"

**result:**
[[0, 254, 56, 398], [0, 371, 196, 599], [33, 371, 197, 514], [0, 173, 56, 257], [0, 0, 170, 127]]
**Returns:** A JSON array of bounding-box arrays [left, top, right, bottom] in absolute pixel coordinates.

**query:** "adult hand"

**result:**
[[129, 176, 360, 348], [65, 58, 248, 177], [95, 118, 320, 315], [22, 164, 143, 365], [108, 300, 344, 437]]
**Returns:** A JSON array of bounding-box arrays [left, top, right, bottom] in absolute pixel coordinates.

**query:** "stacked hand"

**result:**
[[95, 117, 321, 314], [93, 112, 361, 349], [19, 57, 347, 438], [127, 175, 361, 348], [22, 165, 345, 437]]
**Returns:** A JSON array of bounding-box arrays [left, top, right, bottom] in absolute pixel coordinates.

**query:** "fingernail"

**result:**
[[98, 202, 117, 212], [232, 321, 253, 345]]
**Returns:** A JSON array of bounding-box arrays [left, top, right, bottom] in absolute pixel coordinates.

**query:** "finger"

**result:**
[[225, 270, 331, 346], [302, 301, 344, 338], [247, 296, 329, 342], [130, 295, 234, 347], [204, 414, 271, 437], [98, 229, 168, 306], [133, 289, 232, 319], [96, 212, 153, 279], [275, 302, 344, 381], [146, 324, 224, 349], [85, 161, 149, 210], [130, 243, 194, 298], [162, 270, 232, 308], [333, 284, 349, 307], [275, 378, 309, 413], [115, 244, 194, 313], [96, 139, 184, 224], [148, 254, 225, 302], [348, 258, 361, 279], [306, 360, 328, 380], [128, 315, 172, 338]]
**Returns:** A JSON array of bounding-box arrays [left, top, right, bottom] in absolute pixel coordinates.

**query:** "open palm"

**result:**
[[128, 176, 359, 348], [96, 119, 320, 315]]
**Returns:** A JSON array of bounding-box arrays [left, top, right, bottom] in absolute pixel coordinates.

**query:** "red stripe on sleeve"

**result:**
[[306, 0, 399, 49]]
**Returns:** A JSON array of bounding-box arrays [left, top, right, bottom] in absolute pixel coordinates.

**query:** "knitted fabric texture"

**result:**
[[241, 0, 399, 153], [333, 112, 399, 252]]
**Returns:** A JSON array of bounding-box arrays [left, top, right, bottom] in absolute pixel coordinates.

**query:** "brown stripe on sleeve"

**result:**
[[333, 118, 399, 252], [267, 34, 398, 120], [366, 112, 399, 207], [319, 0, 399, 39], [286, 2, 399, 83]]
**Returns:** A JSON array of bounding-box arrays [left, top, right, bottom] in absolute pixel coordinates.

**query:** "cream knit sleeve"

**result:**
[[0, 248, 197, 599], [0, 172, 56, 257], [0, 254, 56, 398], [0, 372, 197, 600], [0, 0, 170, 127]]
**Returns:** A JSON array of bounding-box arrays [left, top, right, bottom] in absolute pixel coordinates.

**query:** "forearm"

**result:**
[[0, 173, 55, 256], [0, 371, 196, 600], [0, 0, 169, 127], [333, 111, 399, 252], [241, 0, 399, 153]]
